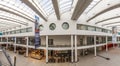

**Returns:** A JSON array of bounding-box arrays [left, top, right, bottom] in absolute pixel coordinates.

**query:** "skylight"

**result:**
[[84, 0, 101, 14], [59, 0, 73, 14]]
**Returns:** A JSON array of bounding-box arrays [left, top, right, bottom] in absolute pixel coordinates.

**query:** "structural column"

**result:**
[[6, 37, 8, 49], [106, 36, 108, 51], [71, 35, 74, 62], [84, 36, 87, 45], [1, 37, 2, 42], [75, 35, 77, 62], [46, 35, 48, 63], [26, 36, 29, 56], [14, 37, 16, 53], [94, 35, 97, 56]]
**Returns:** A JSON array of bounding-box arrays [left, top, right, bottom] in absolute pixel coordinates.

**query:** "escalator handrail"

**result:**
[[1, 48, 13, 66]]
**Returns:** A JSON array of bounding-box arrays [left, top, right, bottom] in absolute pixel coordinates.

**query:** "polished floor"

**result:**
[[0, 48, 120, 66]]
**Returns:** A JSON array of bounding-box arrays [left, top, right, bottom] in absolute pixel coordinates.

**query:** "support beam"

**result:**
[[87, 4, 120, 22], [0, 25, 21, 31], [21, 0, 47, 21], [46, 35, 48, 63], [0, 7, 34, 22], [0, 21, 20, 26], [75, 35, 77, 62], [94, 36, 97, 56], [107, 25, 120, 28], [102, 21, 120, 27], [96, 16, 120, 24], [71, 0, 92, 20], [0, 17, 27, 26], [0, 4, 34, 21], [52, 0, 60, 20], [0, 22, 21, 28], [71, 35, 74, 62], [0, 15, 28, 25]]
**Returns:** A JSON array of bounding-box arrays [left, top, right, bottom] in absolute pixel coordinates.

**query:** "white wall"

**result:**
[[48, 35, 71, 46]]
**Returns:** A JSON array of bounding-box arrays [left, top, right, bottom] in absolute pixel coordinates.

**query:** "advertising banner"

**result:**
[[35, 15, 40, 48]]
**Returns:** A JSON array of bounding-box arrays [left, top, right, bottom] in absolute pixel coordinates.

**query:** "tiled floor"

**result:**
[[1, 48, 120, 66]]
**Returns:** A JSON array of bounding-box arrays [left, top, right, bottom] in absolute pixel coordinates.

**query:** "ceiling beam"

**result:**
[[0, 22, 20, 26], [0, 15, 28, 25], [0, 17, 28, 26], [52, 0, 60, 20], [0, 24, 20, 28], [0, 4, 34, 21], [95, 16, 120, 24], [87, 4, 120, 22], [71, 0, 92, 20], [102, 21, 120, 26], [0, 7, 34, 23], [21, 0, 47, 21], [0, 25, 21, 30], [107, 25, 120, 28]]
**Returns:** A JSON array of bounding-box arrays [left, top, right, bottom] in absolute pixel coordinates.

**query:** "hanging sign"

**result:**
[[35, 15, 41, 48]]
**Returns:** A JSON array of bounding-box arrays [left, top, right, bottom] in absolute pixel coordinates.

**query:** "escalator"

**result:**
[[0, 47, 14, 66]]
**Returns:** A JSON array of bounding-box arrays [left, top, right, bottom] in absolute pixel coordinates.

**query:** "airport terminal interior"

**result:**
[[0, 0, 120, 66]]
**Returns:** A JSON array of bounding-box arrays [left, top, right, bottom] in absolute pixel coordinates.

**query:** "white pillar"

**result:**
[[106, 36, 108, 51], [84, 36, 87, 45], [14, 37, 16, 53], [75, 35, 77, 62], [1, 37, 2, 42], [26, 37, 29, 56], [46, 35, 48, 63], [71, 35, 74, 62], [6, 37, 8, 49], [94, 36, 97, 56]]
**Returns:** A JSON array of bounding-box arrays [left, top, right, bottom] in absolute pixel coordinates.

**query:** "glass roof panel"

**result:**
[[59, 0, 73, 14], [0, 0, 35, 21], [37, 0, 55, 16], [0, 10, 28, 23], [84, 0, 101, 14]]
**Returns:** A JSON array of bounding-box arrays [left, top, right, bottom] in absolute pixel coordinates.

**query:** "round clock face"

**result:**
[[39, 25, 44, 31], [62, 22, 69, 30], [49, 23, 56, 30]]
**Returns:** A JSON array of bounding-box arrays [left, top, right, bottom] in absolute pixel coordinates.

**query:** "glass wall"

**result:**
[[77, 24, 112, 33], [2, 27, 32, 35]]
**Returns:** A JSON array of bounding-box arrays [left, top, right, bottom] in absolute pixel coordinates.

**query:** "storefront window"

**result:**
[[16, 37, 26, 44]]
